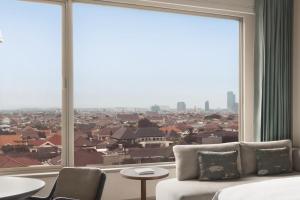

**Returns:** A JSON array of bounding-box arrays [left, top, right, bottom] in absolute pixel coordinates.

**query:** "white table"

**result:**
[[0, 176, 45, 200], [213, 177, 300, 200]]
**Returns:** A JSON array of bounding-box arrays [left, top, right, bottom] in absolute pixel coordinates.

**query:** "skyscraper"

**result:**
[[234, 102, 239, 113], [177, 102, 186, 113], [150, 105, 160, 113], [205, 101, 210, 112], [227, 91, 236, 112], [0, 30, 3, 43]]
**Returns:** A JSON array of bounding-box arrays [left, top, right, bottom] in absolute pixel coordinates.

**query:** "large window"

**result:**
[[0, 0, 245, 170], [73, 3, 240, 166], [0, 1, 62, 168]]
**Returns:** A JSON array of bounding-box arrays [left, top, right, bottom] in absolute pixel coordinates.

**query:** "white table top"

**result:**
[[0, 176, 45, 200], [120, 167, 169, 180]]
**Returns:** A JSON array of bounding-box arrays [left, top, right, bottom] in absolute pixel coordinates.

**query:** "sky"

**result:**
[[0, 1, 239, 110]]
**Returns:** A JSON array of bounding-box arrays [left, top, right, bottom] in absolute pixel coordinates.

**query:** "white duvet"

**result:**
[[213, 177, 300, 200]]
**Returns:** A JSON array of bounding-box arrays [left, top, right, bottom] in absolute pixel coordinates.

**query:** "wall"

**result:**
[[293, 0, 300, 147]]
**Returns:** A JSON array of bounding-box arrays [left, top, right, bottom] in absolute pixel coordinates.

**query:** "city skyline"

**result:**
[[0, 91, 238, 111], [0, 90, 238, 111]]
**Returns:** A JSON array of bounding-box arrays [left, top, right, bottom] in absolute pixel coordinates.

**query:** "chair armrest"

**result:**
[[293, 148, 300, 172], [53, 197, 79, 200]]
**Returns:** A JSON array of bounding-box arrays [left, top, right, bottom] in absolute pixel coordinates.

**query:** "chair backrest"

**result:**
[[53, 167, 106, 200]]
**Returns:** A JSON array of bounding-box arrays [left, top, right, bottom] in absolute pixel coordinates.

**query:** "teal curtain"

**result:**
[[254, 0, 293, 141]]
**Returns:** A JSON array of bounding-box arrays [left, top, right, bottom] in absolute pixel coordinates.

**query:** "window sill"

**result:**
[[0, 162, 176, 177], [0, 166, 62, 177]]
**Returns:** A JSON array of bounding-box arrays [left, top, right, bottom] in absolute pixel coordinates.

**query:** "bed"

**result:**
[[213, 177, 300, 200]]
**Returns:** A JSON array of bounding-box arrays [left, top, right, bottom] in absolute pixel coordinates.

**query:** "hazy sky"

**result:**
[[0, 1, 239, 110]]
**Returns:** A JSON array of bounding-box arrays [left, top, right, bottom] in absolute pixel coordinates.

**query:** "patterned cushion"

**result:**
[[198, 150, 240, 181], [256, 147, 291, 176]]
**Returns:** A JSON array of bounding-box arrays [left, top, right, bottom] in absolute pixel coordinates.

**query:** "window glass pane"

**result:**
[[0, 1, 62, 168], [73, 3, 239, 166]]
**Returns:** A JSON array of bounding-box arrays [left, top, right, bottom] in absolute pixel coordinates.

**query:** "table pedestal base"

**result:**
[[141, 180, 146, 200]]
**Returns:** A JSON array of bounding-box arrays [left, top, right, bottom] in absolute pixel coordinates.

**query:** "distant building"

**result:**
[[127, 147, 174, 163], [177, 102, 186, 113], [202, 135, 222, 144], [150, 105, 160, 113], [135, 127, 170, 148], [1, 117, 10, 125], [111, 126, 171, 148], [227, 91, 237, 113], [234, 102, 239, 113], [111, 127, 136, 145], [205, 101, 210, 112], [116, 113, 139, 123]]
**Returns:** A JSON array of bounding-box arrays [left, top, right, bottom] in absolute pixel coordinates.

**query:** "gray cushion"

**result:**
[[198, 151, 240, 180], [240, 140, 292, 175], [256, 147, 291, 175], [173, 142, 241, 181], [156, 172, 300, 200], [53, 167, 103, 200]]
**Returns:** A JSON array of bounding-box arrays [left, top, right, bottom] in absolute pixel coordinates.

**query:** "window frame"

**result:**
[[1, 0, 254, 174]]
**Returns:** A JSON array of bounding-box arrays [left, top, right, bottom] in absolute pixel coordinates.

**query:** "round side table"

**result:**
[[120, 167, 169, 200]]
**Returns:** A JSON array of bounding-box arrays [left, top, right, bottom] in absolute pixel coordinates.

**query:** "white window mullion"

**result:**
[[62, 0, 74, 167]]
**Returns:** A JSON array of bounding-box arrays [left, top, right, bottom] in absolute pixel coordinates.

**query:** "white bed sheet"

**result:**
[[213, 177, 300, 200]]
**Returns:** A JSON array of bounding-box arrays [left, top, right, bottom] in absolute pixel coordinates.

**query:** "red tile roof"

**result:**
[[48, 134, 61, 146], [160, 126, 181, 134], [50, 149, 104, 166], [74, 136, 98, 147], [0, 135, 22, 147], [29, 134, 61, 147], [74, 149, 103, 166], [0, 155, 41, 168], [29, 140, 45, 146], [117, 113, 139, 122]]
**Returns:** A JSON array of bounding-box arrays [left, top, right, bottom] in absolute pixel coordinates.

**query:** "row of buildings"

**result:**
[[0, 109, 238, 168]]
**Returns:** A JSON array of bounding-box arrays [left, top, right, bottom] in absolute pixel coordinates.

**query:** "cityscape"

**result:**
[[0, 91, 238, 168]]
